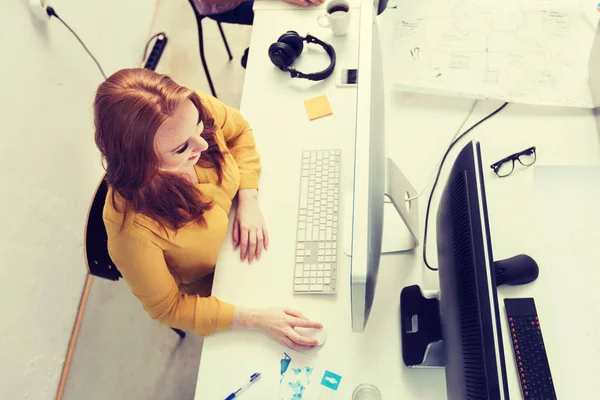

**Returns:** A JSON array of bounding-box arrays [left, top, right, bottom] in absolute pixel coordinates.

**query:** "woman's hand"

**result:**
[[232, 307, 323, 350], [283, 0, 325, 7], [233, 189, 269, 263]]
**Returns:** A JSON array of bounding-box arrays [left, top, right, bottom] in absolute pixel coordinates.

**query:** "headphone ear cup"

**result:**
[[277, 31, 304, 58], [268, 42, 296, 70]]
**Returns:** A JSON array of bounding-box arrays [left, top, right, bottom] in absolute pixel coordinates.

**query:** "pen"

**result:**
[[224, 372, 261, 400]]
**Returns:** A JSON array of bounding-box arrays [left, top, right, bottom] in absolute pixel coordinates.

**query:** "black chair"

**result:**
[[187, 0, 233, 98], [84, 176, 186, 339]]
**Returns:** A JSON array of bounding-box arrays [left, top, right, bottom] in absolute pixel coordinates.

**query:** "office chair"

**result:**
[[188, 0, 233, 98], [84, 175, 186, 339]]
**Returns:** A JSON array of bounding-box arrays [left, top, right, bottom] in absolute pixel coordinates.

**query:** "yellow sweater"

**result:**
[[103, 93, 260, 336]]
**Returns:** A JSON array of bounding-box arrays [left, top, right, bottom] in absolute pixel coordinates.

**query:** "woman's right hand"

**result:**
[[283, 0, 325, 7], [232, 307, 323, 350]]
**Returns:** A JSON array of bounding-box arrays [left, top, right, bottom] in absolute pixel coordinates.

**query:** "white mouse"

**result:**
[[295, 326, 327, 346]]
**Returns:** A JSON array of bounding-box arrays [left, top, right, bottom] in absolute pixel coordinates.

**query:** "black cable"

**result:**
[[46, 6, 107, 80], [423, 102, 509, 272], [142, 32, 166, 63]]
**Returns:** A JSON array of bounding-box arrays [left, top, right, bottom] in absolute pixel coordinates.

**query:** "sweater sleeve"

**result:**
[[107, 226, 235, 336], [200, 92, 261, 189]]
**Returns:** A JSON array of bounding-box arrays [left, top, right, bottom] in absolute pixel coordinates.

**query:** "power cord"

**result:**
[[423, 102, 509, 272], [406, 100, 479, 202], [46, 6, 107, 79], [142, 32, 167, 64]]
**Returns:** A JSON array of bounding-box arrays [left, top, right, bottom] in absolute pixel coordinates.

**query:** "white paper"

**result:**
[[390, 0, 599, 107], [533, 166, 600, 397], [278, 351, 343, 400]]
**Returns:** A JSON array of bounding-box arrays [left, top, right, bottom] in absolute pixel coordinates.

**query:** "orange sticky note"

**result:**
[[304, 95, 333, 121]]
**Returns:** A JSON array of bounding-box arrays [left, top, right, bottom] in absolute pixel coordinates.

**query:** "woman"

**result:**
[[94, 68, 321, 350]]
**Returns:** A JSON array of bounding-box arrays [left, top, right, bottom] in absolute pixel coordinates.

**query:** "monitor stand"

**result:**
[[400, 255, 539, 368], [400, 285, 445, 368], [382, 158, 420, 253], [343, 158, 419, 257]]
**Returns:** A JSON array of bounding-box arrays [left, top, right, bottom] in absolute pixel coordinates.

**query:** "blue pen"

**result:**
[[224, 372, 261, 400]]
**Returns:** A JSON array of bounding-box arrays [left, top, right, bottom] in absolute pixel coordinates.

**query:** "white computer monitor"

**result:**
[[350, 0, 386, 333]]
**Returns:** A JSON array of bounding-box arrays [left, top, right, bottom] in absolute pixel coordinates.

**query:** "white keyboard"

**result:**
[[293, 149, 341, 294]]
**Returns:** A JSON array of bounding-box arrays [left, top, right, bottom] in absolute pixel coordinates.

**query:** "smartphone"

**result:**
[[336, 68, 358, 87]]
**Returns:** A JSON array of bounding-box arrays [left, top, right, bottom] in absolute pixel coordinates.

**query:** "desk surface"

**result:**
[[195, 4, 600, 400]]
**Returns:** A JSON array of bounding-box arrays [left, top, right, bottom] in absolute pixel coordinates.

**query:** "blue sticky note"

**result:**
[[320, 370, 342, 391]]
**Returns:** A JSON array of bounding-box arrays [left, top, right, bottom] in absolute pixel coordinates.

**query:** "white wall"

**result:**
[[0, 1, 156, 398]]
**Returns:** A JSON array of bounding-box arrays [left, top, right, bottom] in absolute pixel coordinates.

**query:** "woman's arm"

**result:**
[[200, 93, 261, 190], [108, 225, 322, 347], [108, 227, 233, 335], [200, 93, 267, 262], [197, 0, 322, 8]]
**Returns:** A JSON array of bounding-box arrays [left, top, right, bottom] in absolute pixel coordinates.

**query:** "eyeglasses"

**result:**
[[490, 146, 537, 177]]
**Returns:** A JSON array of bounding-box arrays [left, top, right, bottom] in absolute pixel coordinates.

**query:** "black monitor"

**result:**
[[436, 141, 509, 399], [400, 141, 539, 398]]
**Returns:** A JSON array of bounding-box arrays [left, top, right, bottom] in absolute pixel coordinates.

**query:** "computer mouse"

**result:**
[[295, 326, 327, 346], [494, 254, 539, 286]]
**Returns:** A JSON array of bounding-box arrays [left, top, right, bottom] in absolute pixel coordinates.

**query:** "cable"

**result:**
[[142, 32, 166, 64], [46, 6, 107, 80], [423, 102, 509, 272], [407, 100, 479, 202]]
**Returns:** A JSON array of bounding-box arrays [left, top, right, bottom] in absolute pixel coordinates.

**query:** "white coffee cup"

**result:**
[[317, 0, 351, 37]]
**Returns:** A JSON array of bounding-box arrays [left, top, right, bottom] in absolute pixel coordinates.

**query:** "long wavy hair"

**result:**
[[94, 68, 225, 230]]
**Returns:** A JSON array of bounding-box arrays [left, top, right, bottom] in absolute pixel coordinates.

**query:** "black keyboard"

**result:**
[[504, 298, 557, 400]]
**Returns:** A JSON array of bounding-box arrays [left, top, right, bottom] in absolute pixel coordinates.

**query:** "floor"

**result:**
[[62, 1, 251, 399], [151, 0, 252, 109]]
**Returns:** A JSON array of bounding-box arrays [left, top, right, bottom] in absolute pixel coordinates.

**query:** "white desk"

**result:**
[[195, 4, 600, 400]]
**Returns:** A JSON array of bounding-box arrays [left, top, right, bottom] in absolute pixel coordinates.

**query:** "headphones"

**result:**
[[268, 31, 336, 81]]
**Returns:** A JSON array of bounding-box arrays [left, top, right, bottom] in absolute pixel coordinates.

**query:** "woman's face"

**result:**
[[154, 99, 209, 173]]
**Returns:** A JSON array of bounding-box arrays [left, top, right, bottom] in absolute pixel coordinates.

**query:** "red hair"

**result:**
[[94, 68, 224, 230]]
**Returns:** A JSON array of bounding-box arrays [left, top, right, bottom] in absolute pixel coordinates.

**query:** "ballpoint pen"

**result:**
[[224, 372, 261, 400]]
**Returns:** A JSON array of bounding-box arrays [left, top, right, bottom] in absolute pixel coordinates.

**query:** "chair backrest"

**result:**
[[84, 176, 122, 281], [188, 0, 200, 17]]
